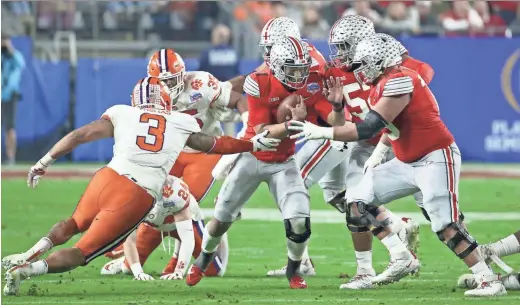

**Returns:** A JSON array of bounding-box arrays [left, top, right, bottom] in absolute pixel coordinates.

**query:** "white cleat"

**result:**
[[464, 274, 507, 297], [397, 217, 420, 256], [3, 264, 30, 296], [2, 253, 29, 271], [371, 252, 420, 285], [339, 269, 376, 290], [100, 257, 124, 275], [458, 273, 520, 291], [266, 259, 316, 277]]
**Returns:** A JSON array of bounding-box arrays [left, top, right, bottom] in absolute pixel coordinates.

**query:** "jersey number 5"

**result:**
[[136, 113, 166, 152]]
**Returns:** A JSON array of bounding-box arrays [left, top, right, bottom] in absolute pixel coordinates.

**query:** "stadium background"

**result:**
[[1, 1, 520, 304]]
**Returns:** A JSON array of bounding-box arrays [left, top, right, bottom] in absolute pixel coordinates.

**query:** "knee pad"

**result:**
[[437, 221, 478, 260], [284, 217, 311, 243], [346, 202, 391, 234]]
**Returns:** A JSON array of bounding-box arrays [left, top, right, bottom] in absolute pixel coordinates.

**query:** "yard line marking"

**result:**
[[200, 209, 520, 225]]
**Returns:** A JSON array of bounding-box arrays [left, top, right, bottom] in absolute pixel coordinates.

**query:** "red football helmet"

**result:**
[[147, 49, 185, 100], [131, 77, 172, 111]]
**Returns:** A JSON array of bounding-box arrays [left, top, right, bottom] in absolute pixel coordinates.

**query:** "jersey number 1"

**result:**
[[136, 113, 166, 152]]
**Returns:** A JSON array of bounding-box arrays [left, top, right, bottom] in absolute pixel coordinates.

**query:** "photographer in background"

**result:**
[[1, 34, 25, 165], [199, 24, 239, 82]]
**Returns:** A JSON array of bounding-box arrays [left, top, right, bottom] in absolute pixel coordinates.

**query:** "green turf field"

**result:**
[[1, 177, 520, 304]]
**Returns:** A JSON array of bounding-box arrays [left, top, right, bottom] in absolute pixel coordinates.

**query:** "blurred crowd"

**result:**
[[2, 1, 520, 41], [235, 1, 520, 37]]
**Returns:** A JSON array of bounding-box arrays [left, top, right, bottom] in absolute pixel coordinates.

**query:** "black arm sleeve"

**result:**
[[355, 110, 387, 141]]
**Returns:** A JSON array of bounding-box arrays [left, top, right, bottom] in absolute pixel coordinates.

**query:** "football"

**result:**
[[276, 94, 301, 123]]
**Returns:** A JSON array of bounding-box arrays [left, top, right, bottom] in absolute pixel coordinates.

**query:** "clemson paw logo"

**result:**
[[162, 185, 174, 197], [191, 79, 203, 90]]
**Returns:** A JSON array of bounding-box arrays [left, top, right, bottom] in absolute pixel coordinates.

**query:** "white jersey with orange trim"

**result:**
[[143, 175, 204, 232], [175, 71, 233, 153], [103, 105, 201, 200]]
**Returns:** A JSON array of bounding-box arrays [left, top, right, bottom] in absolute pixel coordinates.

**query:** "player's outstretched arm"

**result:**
[[226, 91, 248, 114], [288, 94, 410, 143], [124, 230, 154, 281], [186, 131, 280, 154], [161, 208, 194, 280], [27, 119, 114, 188]]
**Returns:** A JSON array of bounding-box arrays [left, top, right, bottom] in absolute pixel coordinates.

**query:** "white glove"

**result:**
[[130, 263, 153, 280], [160, 270, 183, 280], [363, 142, 390, 174], [288, 120, 334, 144], [27, 153, 55, 188], [134, 273, 155, 281], [250, 130, 281, 152]]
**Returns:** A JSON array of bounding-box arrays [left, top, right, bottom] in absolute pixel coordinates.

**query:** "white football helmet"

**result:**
[[259, 17, 301, 63], [328, 15, 375, 68], [269, 36, 311, 89], [131, 77, 172, 111], [352, 35, 401, 85], [375, 33, 408, 56]]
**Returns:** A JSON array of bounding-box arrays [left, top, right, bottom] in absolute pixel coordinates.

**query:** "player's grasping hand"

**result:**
[[323, 76, 344, 111], [285, 95, 307, 122], [287, 120, 334, 144], [27, 153, 55, 188]]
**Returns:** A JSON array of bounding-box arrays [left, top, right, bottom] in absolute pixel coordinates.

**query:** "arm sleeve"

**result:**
[[382, 76, 414, 97], [12, 51, 25, 69], [174, 219, 195, 276]]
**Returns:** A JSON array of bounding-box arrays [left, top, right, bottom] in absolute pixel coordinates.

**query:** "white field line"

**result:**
[[201, 208, 520, 225], [3, 297, 520, 304]]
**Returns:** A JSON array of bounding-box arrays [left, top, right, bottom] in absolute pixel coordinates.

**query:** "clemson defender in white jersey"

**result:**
[[2, 77, 279, 296], [100, 176, 228, 280], [104, 48, 247, 273]]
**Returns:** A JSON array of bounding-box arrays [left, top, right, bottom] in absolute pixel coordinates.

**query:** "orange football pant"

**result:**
[[169, 152, 221, 202], [72, 167, 154, 265]]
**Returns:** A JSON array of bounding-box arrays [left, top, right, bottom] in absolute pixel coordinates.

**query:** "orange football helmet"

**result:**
[[147, 49, 185, 100], [131, 77, 172, 111]]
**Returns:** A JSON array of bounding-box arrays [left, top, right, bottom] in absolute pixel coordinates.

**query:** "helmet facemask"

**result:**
[[272, 58, 310, 89], [132, 80, 173, 112], [353, 56, 384, 86], [259, 44, 273, 66], [329, 38, 356, 68], [160, 70, 184, 102]]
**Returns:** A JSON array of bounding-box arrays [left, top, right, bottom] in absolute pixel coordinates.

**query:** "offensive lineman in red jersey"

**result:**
[[289, 35, 506, 297], [186, 36, 345, 289], [319, 15, 434, 289]]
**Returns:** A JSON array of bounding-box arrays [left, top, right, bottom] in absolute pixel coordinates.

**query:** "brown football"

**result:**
[[276, 94, 300, 123]]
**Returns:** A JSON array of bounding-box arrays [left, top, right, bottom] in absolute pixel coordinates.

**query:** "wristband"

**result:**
[[39, 153, 56, 167], [130, 263, 144, 277]]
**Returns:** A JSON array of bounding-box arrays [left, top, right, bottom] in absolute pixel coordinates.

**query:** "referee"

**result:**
[[1, 34, 25, 165]]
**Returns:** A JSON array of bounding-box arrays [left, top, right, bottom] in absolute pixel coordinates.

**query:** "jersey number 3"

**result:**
[[136, 113, 166, 152]]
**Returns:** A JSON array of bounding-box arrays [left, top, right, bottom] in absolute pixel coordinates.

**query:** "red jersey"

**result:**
[[321, 56, 435, 146], [370, 67, 454, 163], [243, 71, 332, 163]]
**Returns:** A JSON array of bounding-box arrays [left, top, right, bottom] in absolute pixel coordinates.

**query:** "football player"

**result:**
[[104, 49, 248, 272], [289, 35, 506, 297], [215, 16, 349, 277], [99, 176, 228, 280], [186, 36, 345, 289], [1, 77, 279, 296]]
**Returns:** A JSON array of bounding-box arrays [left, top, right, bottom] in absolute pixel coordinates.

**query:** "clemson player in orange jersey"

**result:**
[[2, 77, 279, 295]]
